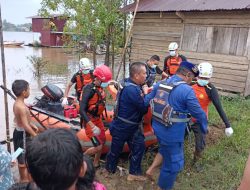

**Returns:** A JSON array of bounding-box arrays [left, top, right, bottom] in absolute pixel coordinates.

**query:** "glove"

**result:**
[[61, 97, 68, 106], [225, 127, 233, 137], [91, 125, 101, 136]]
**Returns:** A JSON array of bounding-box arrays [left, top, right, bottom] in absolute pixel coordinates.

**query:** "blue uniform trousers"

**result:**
[[106, 128, 145, 175], [158, 142, 184, 190]]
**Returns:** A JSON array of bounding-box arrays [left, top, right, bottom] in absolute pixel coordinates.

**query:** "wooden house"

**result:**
[[123, 0, 250, 96], [28, 14, 68, 47]]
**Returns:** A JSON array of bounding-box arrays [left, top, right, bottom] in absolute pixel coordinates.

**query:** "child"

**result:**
[[12, 80, 39, 182], [77, 156, 106, 190]]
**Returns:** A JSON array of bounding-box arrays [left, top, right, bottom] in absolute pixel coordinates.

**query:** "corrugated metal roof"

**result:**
[[122, 0, 250, 12]]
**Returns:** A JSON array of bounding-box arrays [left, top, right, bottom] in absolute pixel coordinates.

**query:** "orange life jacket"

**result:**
[[192, 84, 211, 116], [75, 72, 93, 93], [80, 86, 106, 117], [165, 56, 183, 75]]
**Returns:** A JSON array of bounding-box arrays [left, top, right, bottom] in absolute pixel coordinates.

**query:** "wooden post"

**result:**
[[115, 0, 140, 81], [0, 4, 11, 153], [123, 0, 128, 79]]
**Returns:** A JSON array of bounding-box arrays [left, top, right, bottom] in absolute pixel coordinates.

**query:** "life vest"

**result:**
[[80, 85, 106, 117], [192, 83, 211, 116], [75, 71, 94, 93], [146, 65, 157, 87], [165, 56, 184, 75], [150, 81, 190, 126], [114, 81, 142, 125]]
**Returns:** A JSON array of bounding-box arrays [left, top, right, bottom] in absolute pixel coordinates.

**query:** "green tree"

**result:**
[[39, 0, 129, 67]]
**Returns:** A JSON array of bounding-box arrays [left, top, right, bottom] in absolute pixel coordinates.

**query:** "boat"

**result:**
[[4, 41, 24, 47], [30, 83, 157, 154]]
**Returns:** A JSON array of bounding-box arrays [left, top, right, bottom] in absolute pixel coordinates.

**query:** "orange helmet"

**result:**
[[93, 65, 112, 82]]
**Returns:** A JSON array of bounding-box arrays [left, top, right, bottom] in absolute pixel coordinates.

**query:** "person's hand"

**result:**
[[91, 125, 101, 136], [61, 97, 68, 106], [225, 127, 233, 137], [32, 125, 39, 133], [142, 84, 149, 94], [11, 160, 16, 167]]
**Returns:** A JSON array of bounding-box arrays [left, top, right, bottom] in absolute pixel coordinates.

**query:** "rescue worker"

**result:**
[[145, 55, 168, 87], [80, 64, 112, 168], [105, 62, 149, 181], [163, 42, 187, 77], [145, 61, 208, 190], [62, 57, 93, 104], [191, 62, 234, 163]]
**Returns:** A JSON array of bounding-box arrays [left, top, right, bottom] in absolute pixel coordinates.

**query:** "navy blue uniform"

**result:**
[[105, 78, 149, 175], [145, 75, 207, 190], [146, 64, 163, 87]]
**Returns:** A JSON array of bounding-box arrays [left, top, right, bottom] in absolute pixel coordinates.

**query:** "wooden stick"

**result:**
[[115, 0, 140, 81], [0, 4, 11, 153]]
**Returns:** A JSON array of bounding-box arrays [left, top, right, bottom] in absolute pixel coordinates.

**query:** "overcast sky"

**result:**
[[1, 0, 42, 24]]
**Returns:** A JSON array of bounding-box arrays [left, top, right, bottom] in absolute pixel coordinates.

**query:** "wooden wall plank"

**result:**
[[180, 51, 249, 65], [133, 34, 180, 41], [244, 64, 250, 96], [211, 72, 246, 82], [210, 82, 244, 93], [133, 31, 181, 37], [133, 25, 183, 33], [229, 28, 240, 55], [136, 12, 179, 19], [134, 22, 183, 28], [236, 28, 248, 56], [197, 27, 208, 52], [210, 78, 245, 88], [188, 58, 248, 70], [135, 18, 182, 24]]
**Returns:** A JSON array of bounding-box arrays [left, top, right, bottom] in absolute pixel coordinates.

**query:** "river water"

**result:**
[[0, 31, 127, 142]]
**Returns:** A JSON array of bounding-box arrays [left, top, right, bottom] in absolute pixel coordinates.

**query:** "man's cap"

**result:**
[[180, 61, 199, 77]]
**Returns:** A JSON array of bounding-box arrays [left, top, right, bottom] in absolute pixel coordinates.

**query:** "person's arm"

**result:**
[[144, 82, 160, 106], [161, 71, 169, 78], [163, 57, 169, 73], [155, 66, 163, 74], [19, 107, 37, 137], [64, 82, 74, 98], [186, 88, 208, 134], [180, 54, 187, 61], [126, 86, 149, 115], [238, 154, 250, 190], [206, 84, 231, 128], [64, 73, 77, 97], [79, 85, 94, 123]]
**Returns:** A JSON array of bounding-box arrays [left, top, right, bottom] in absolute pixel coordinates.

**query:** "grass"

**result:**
[[98, 96, 250, 190], [174, 96, 250, 190]]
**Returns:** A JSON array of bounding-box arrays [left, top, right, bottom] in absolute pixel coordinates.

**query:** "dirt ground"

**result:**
[[11, 126, 224, 190], [95, 125, 225, 190]]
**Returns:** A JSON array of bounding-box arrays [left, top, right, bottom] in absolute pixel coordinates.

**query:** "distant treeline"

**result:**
[[3, 19, 32, 32]]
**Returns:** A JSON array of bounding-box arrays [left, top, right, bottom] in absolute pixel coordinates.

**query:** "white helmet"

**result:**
[[168, 42, 178, 51], [198, 62, 213, 78], [79, 58, 92, 70]]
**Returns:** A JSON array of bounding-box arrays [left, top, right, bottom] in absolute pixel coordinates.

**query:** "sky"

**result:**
[[1, 0, 42, 24]]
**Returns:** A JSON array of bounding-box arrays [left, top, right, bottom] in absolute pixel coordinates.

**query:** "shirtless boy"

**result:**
[[12, 80, 38, 182]]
